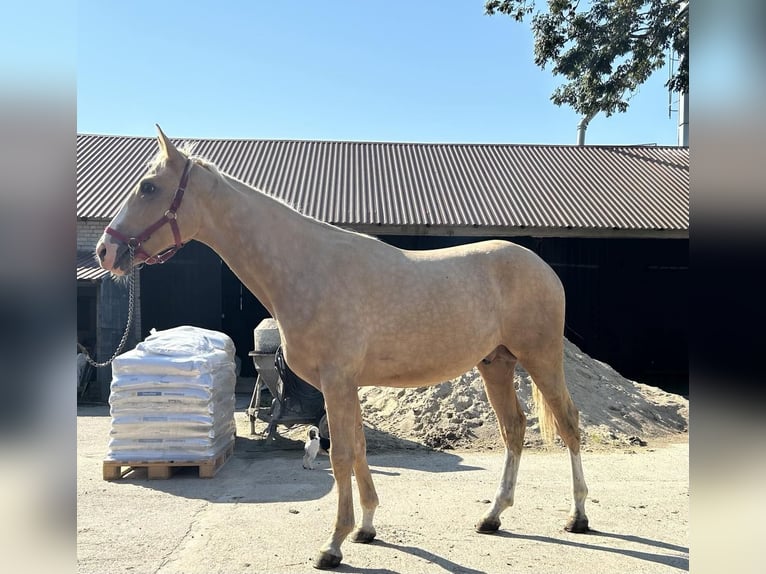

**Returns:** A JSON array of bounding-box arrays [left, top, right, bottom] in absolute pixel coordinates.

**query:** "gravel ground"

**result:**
[[78, 403, 688, 574]]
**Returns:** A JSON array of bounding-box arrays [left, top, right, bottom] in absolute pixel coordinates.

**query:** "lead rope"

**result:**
[[78, 245, 138, 368]]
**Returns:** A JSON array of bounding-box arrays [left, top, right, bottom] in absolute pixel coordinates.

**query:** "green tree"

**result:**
[[485, 0, 688, 122]]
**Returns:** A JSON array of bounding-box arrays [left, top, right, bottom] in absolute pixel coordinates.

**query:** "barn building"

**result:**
[[77, 134, 688, 401]]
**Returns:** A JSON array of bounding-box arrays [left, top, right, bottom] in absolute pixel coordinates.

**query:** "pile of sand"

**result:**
[[358, 338, 688, 451]]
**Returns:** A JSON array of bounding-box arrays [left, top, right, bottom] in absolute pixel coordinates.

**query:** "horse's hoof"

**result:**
[[564, 515, 590, 533], [313, 550, 342, 570], [351, 527, 377, 543], [475, 516, 501, 533]]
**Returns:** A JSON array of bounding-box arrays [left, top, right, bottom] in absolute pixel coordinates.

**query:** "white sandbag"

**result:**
[[106, 424, 235, 461], [111, 372, 216, 390], [109, 414, 234, 440], [112, 348, 234, 376], [109, 389, 234, 415], [110, 387, 215, 402], [140, 326, 236, 357], [109, 370, 235, 417], [110, 370, 235, 392]]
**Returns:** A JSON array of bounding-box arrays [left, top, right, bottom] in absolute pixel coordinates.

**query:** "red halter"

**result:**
[[105, 158, 193, 265]]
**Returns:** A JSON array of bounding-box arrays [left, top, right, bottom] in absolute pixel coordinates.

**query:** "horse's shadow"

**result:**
[[116, 430, 483, 504], [233, 427, 485, 473], [360, 540, 485, 574], [491, 528, 689, 570], [365, 448, 485, 475], [332, 530, 687, 574]]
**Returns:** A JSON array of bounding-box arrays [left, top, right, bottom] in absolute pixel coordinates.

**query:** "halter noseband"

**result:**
[[105, 158, 193, 266]]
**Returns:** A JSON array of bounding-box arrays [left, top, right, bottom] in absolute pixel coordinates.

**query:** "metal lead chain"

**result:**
[[79, 245, 138, 368]]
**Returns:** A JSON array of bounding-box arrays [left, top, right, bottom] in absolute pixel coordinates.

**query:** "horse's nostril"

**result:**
[[97, 246, 107, 261]]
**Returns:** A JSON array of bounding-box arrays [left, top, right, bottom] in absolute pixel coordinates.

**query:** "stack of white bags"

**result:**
[[107, 326, 237, 461]]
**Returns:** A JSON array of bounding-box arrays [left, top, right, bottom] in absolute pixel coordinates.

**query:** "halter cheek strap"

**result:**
[[105, 158, 193, 265]]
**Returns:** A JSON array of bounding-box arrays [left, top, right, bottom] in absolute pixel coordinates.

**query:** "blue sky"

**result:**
[[76, 0, 682, 145]]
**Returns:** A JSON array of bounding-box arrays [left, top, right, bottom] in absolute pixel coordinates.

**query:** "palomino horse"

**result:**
[[96, 127, 589, 569]]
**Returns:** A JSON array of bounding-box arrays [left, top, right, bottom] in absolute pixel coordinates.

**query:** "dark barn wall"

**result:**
[[540, 237, 687, 396], [96, 277, 140, 399], [77, 282, 98, 349], [221, 264, 269, 377], [77, 281, 99, 399], [383, 235, 688, 396], [140, 241, 222, 340]]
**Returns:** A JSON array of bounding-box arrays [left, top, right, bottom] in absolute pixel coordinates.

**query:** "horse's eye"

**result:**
[[140, 181, 156, 195]]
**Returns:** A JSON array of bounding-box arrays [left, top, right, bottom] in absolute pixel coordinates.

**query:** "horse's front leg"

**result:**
[[314, 377, 358, 570]]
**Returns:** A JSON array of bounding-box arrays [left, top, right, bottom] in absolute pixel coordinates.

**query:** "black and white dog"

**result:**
[[303, 425, 331, 470]]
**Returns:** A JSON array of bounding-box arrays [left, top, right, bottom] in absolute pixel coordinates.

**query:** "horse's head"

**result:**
[[96, 126, 206, 275]]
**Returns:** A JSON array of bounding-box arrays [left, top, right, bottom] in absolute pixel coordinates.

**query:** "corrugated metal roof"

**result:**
[[77, 134, 689, 236], [77, 250, 108, 281]]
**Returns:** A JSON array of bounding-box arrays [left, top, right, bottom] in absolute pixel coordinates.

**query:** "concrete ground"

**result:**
[[77, 403, 688, 573]]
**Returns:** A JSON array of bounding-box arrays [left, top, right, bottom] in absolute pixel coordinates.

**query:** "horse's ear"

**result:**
[[155, 124, 185, 166]]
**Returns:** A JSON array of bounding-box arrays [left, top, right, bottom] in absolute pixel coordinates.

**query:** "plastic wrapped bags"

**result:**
[[106, 326, 237, 462]]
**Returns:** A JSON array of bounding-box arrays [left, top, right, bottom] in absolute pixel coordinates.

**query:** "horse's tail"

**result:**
[[532, 384, 557, 445]]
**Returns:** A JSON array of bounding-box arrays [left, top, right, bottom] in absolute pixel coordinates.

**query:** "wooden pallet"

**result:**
[[103, 440, 234, 481]]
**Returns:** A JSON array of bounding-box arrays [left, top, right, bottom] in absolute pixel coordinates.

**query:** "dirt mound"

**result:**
[[359, 338, 688, 451]]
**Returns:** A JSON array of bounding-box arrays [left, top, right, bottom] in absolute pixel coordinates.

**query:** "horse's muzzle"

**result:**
[[96, 234, 132, 275]]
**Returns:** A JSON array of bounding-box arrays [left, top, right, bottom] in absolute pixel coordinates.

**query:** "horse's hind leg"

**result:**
[[350, 397, 379, 543], [475, 346, 525, 532], [521, 349, 589, 533]]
